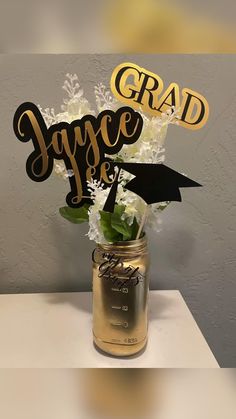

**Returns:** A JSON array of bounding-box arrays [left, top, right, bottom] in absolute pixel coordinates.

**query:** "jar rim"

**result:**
[[97, 233, 147, 252]]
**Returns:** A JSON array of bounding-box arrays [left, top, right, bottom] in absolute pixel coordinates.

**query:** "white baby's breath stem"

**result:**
[[136, 204, 149, 240]]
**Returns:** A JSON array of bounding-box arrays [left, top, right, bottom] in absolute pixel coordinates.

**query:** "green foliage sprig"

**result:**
[[59, 203, 139, 242]]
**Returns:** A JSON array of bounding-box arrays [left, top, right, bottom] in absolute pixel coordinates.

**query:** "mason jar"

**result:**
[[92, 235, 149, 356]]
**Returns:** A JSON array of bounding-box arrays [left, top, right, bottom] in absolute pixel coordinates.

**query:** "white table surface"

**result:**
[[0, 290, 219, 368]]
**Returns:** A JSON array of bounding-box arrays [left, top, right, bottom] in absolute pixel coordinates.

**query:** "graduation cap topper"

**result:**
[[102, 161, 201, 239], [103, 162, 201, 213]]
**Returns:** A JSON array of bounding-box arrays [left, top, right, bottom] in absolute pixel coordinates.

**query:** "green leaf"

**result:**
[[100, 205, 142, 243], [59, 204, 90, 224], [99, 210, 122, 242], [130, 217, 139, 240], [113, 204, 125, 217], [111, 206, 132, 240]]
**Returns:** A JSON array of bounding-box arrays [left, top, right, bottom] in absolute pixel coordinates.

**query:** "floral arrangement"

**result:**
[[39, 74, 180, 244]]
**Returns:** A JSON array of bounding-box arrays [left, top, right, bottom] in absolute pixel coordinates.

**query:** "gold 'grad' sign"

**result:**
[[110, 62, 209, 130]]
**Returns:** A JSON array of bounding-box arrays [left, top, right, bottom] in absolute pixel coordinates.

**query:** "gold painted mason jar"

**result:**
[[92, 235, 149, 356]]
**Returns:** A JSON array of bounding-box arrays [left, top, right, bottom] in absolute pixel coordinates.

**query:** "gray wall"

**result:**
[[1, 55, 235, 367]]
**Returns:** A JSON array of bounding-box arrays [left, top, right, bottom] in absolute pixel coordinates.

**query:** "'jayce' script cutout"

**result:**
[[111, 62, 209, 130], [13, 102, 143, 207]]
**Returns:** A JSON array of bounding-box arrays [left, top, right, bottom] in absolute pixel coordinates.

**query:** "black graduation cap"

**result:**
[[103, 162, 202, 213]]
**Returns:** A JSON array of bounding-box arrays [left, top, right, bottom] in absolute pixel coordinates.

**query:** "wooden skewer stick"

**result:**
[[136, 204, 149, 240]]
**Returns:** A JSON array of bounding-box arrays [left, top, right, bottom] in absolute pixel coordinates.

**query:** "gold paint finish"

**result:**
[[92, 235, 149, 356]]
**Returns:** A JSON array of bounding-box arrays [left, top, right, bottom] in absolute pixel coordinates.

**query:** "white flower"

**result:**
[[39, 74, 94, 127], [94, 83, 118, 112], [86, 179, 110, 243], [118, 107, 180, 166], [61, 74, 94, 120]]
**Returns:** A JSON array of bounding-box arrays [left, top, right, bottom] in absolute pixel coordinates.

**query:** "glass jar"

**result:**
[[92, 235, 149, 356]]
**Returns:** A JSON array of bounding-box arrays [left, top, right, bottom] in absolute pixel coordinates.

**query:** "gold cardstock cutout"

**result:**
[[110, 62, 209, 130]]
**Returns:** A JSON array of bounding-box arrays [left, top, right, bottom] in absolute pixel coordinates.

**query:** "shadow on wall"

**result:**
[[149, 227, 196, 289], [49, 214, 94, 292]]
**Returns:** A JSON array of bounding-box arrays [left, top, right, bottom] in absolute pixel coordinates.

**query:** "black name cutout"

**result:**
[[13, 102, 143, 207]]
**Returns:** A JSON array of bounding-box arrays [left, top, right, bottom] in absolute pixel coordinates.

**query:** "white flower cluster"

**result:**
[[86, 179, 110, 243], [40, 74, 180, 242], [116, 108, 180, 234], [39, 73, 94, 180], [95, 83, 118, 112], [117, 108, 179, 165]]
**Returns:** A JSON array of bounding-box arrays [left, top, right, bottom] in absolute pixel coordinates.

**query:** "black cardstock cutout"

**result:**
[[103, 162, 202, 213], [13, 102, 143, 207]]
